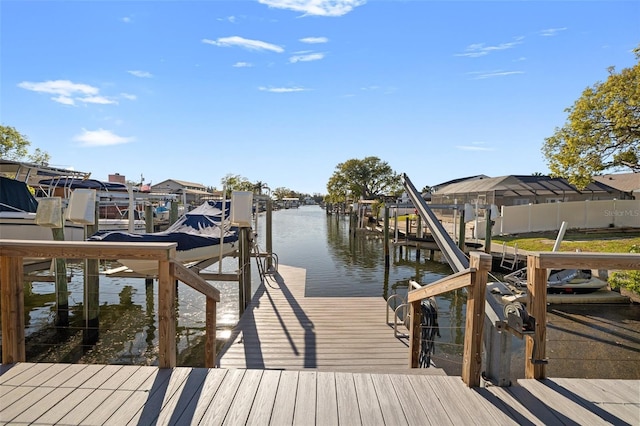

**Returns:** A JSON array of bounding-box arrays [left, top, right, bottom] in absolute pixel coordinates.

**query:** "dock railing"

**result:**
[[523, 251, 640, 380], [0, 239, 220, 368], [407, 251, 492, 387]]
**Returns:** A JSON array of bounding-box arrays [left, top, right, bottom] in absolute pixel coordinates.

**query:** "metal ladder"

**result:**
[[500, 242, 518, 270], [251, 239, 278, 281]]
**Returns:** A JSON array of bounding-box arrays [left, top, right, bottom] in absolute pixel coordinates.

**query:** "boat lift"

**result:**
[[400, 173, 544, 385]]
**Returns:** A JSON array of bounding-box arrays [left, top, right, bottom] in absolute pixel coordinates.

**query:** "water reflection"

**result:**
[[10, 206, 468, 370]]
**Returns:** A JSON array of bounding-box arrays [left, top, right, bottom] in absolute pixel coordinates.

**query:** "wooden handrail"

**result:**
[[524, 250, 640, 380], [0, 239, 176, 261], [533, 251, 640, 270], [407, 268, 474, 303], [0, 239, 220, 369], [408, 251, 492, 387]]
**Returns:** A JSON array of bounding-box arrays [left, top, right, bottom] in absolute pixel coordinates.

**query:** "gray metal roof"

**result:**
[[434, 175, 620, 196]]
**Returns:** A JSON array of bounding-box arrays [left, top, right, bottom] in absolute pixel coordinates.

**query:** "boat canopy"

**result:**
[[88, 200, 239, 251], [0, 176, 39, 213]]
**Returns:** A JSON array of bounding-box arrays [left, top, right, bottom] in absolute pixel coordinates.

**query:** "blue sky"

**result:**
[[2, 0, 638, 195]]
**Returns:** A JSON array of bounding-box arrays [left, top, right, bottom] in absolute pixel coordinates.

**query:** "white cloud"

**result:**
[[127, 70, 153, 78], [455, 142, 493, 151], [120, 93, 137, 100], [233, 62, 254, 68], [289, 52, 324, 63], [300, 37, 328, 44], [217, 16, 237, 23], [202, 36, 284, 53], [51, 96, 75, 105], [17, 79, 120, 106], [455, 37, 524, 58], [259, 86, 307, 93], [121, 16, 132, 23], [469, 70, 525, 79], [74, 129, 134, 147], [540, 27, 567, 37], [259, 0, 366, 17], [78, 96, 118, 105], [18, 80, 99, 97]]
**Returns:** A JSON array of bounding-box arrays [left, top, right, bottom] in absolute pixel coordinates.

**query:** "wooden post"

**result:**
[[416, 216, 422, 261], [383, 205, 390, 268], [170, 201, 179, 224], [405, 215, 410, 238], [205, 296, 217, 368], [242, 227, 252, 309], [266, 199, 273, 270], [1, 256, 25, 363], [51, 227, 69, 327], [525, 255, 547, 379], [461, 252, 491, 387], [484, 208, 493, 254], [458, 207, 466, 251], [84, 202, 100, 345], [408, 300, 422, 368], [145, 204, 154, 233], [158, 259, 176, 368]]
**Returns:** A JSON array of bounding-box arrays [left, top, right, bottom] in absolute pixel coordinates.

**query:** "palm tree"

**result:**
[[253, 181, 270, 196]]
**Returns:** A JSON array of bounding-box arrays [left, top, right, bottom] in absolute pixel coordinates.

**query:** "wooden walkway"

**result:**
[[217, 264, 439, 373], [1, 362, 638, 425]]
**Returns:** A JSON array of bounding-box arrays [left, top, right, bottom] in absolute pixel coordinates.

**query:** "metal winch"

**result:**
[[496, 302, 548, 365]]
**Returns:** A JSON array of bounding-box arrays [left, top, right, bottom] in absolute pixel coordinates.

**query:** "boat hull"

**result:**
[[116, 241, 238, 276]]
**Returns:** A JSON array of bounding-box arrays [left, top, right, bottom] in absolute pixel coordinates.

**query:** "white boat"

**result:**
[[503, 267, 608, 294], [0, 160, 177, 238], [87, 200, 239, 275], [0, 175, 86, 241]]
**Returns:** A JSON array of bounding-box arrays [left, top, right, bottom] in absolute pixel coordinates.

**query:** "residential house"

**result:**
[[151, 179, 221, 207], [593, 172, 639, 200], [430, 175, 629, 209]]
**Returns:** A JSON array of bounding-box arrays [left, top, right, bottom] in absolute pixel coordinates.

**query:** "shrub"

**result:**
[[608, 244, 640, 296]]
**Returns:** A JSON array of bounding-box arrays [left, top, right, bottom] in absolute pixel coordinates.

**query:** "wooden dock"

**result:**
[[1, 362, 638, 425], [217, 264, 438, 373]]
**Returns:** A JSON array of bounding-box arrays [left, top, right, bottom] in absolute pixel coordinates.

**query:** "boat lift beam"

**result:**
[[400, 173, 468, 273], [400, 173, 513, 386]]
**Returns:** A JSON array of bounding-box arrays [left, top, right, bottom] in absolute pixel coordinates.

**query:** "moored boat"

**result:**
[[88, 200, 239, 275]]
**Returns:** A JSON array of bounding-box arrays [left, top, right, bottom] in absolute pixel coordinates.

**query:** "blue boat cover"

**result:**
[[88, 200, 239, 250]]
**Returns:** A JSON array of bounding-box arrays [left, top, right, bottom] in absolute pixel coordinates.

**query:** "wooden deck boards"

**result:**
[[1, 363, 638, 425], [217, 264, 442, 373]]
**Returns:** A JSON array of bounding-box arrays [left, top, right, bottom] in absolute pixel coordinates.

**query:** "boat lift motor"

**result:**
[[495, 302, 548, 365]]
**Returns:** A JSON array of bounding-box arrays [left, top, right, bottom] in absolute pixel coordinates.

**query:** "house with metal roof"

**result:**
[[430, 175, 630, 208]]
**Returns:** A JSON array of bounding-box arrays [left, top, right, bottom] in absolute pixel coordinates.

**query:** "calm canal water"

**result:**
[[13, 205, 467, 372], [9, 205, 639, 379]]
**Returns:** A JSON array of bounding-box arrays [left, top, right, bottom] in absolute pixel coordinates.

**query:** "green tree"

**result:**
[[252, 181, 270, 196], [272, 187, 295, 200], [542, 46, 640, 188], [1, 125, 31, 160], [220, 174, 253, 198], [326, 156, 401, 203], [1, 125, 51, 165]]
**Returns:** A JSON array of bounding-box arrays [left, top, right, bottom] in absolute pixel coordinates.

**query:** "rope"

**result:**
[[419, 297, 440, 368]]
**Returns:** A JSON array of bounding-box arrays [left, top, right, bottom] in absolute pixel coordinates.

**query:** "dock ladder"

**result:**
[[500, 242, 518, 270], [251, 239, 278, 281]]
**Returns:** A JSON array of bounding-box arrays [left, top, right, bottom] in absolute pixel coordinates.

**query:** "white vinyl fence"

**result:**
[[474, 199, 639, 237]]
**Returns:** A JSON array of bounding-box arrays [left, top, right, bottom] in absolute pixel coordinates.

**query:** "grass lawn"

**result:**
[[492, 230, 640, 253]]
